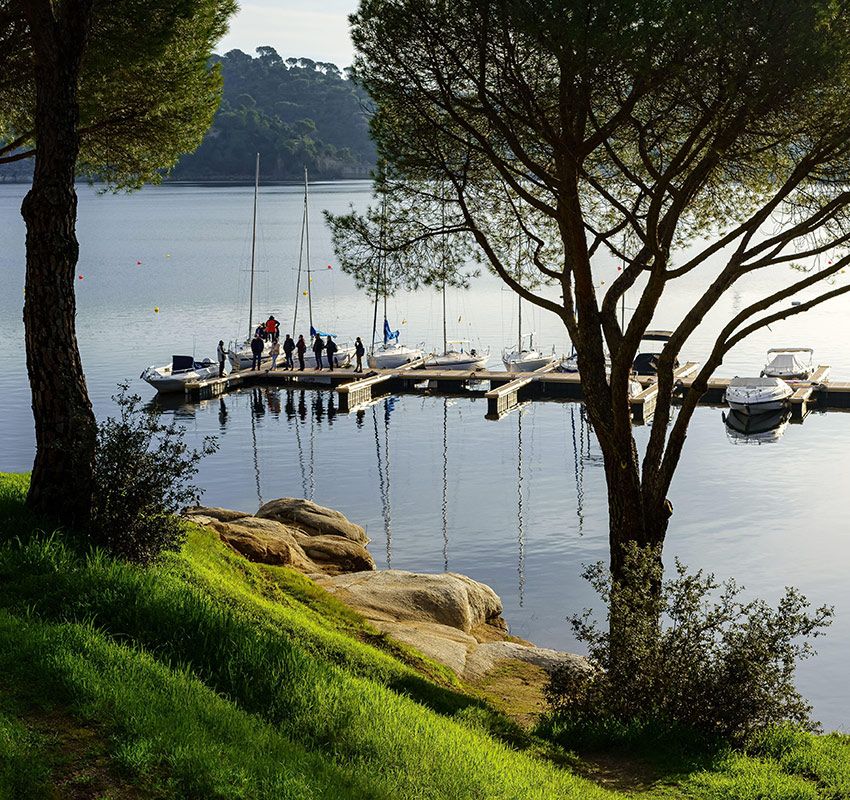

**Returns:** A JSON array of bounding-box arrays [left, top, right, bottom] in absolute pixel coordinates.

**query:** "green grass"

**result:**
[[0, 474, 618, 799], [1, 472, 848, 800]]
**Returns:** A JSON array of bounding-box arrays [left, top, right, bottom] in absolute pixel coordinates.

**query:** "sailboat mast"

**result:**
[[371, 199, 386, 354], [517, 296, 522, 353], [442, 279, 448, 356], [247, 152, 259, 340], [292, 197, 306, 337], [304, 167, 314, 334]]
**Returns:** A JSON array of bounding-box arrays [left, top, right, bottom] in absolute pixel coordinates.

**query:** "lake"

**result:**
[[1, 181, 848, 730]]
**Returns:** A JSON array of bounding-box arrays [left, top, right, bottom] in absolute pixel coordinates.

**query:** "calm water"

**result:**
[[1, 183, 849, 730]]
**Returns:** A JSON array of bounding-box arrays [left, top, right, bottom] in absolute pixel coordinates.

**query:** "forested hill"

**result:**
[[171, 47, 376, 181]]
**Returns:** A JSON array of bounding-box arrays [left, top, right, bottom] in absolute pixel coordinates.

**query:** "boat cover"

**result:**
[[172, 355, 195, 372], [726, 376, 792, 404], [763, 352, 811, 377]]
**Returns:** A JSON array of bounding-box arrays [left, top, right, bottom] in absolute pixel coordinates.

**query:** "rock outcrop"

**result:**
[[184, 499, 587, 687], [184, 501, 375, 575]]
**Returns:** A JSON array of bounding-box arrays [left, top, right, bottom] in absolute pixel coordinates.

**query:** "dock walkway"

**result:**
[[183, 361, 849, 423]]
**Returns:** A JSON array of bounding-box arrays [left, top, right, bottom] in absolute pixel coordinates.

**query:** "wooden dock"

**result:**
[[485, 361, 562, 419], [629, 362, 700, 424], [182, 361, 850, 423]]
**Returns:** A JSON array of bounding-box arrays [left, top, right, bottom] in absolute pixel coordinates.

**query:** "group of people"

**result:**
[[216, 314, 368, 375]]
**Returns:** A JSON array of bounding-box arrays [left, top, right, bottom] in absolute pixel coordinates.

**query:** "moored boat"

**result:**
[[426, 341, 489, 371], [761, 347, 814, 380], [502, 333, 555, 373], [141, 355, 217, 393], [368, 341, 424, 369], [724, 376, 793, 415]]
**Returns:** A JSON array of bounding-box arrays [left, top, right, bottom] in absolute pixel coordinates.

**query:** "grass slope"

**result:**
[[0, 473, 618, 800], [0, 471, 847, 799]]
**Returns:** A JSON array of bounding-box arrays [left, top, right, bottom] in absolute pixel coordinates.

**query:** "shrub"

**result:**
[[544, 544, 833, 746], [91, 382, 217, 564]]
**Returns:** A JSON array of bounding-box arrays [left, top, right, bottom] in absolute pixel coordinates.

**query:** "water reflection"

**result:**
[[250, 388, 263, 506], [441, 398, 449, 572], [723, 408, 790, 445], [372, 398, 396, 567], [516, 408, 526, 606]]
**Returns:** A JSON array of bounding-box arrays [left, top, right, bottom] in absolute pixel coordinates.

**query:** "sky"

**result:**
[[217, 1, 358, 68]]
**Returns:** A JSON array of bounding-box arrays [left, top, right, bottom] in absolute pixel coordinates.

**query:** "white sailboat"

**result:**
[[227, 154, 273, 371], [367, 214, 423, 369], [293, 167, 354, 369], [502, 295, 555, 372], [425, 278, 489, 370]]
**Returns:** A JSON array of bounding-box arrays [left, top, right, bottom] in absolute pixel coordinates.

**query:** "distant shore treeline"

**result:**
[[0, 47, 377, 184], [172, 47, 376, 182]]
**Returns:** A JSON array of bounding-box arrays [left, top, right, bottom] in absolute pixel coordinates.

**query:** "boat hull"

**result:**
[[725, 377, 793, 415], [142, 366, 217, 393], [368, 346, 424, 369], [502, 352, 555, 373], [425, 351, 489, 371], [726, 398, 789, 415]]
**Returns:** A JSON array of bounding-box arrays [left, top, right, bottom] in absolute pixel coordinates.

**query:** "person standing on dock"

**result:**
[[296, 335, 307, 370], [250, 333, 264, 370], [283, 334, 295, 370], [354, 337, 365, 373], [326, 336, 338, 371], [266, 315, 280, 342], [312, 334, 325, 370], [269, 338, 281, 371], [217, 340, 226, 378]]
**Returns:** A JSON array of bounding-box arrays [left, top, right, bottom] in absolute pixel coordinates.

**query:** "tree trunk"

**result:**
[[586, 385, 671, 667], [21, 2, 96, 528]]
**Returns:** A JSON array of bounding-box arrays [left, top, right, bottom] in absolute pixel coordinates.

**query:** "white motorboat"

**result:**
[[724, 376, 793, 415], [426, 341, 489, 371], [141, 355, 217, 393], [724, 409, 790, 445], [502, 333, 556, 373], [761, 347, 814, 380], [368, 342, 424, 369]]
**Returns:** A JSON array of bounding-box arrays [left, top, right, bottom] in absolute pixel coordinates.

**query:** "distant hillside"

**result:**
[[171, 47, 376, 182]]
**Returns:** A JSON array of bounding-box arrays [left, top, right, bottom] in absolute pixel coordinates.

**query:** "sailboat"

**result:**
[[293, 167, 354, 368], [502, 295, 556, 372], [367, 216, 423, 369], [227, 154, 273, 371], [425, 272, 489, 370]]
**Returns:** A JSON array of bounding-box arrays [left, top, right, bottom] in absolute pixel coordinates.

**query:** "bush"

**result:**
[[91, 383, 217, 564], [544, 544, 833, 746]]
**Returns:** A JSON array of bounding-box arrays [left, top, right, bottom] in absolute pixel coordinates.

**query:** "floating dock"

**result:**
[[183, 362, 847, 422]]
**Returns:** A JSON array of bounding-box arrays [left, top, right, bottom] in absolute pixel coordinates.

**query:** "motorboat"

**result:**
[[368, 342, 424, 369], [761, 348, 814, 380], [141, 355, 217, 393], [724, 376, 793, 415], [426, 341, 489, 371], [633, 330, 680, 376], [724, 409, 790, 445], [502, 333, 556, 373]]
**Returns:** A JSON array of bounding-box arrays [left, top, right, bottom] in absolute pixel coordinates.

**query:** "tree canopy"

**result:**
[[338, 0, 850, 579], [0, 0, 236, 187]]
